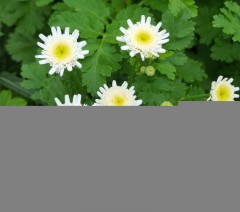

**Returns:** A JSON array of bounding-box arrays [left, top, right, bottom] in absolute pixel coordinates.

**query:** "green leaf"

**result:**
[[0, 90, 27, 106], [63, 0, 110, 24], [6, 31, 37, 63], [133, 76, 175, 105], [162, 10, 195, 51], [166, 51, 188, 66], [176, 59, 207, 83], [40, 77, 66, 105], [21, 63, 48, 90], [21, 63, 48, 100], [49, 11, 104, 39], [143, 0, 168, 13], [184, 86, 207, 101], [35, 0, 54, 7], [168, 0, 198, 17], [155, 62, 176, 80], [82, 39, 122, 95], [0, 0, 50, 35], [211, 37, 240, 63], [213, 1, 240, 42], [196, 7, 220, 45]]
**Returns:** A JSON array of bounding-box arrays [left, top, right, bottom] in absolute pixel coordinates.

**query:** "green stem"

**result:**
[[182, 94, 209, 101]]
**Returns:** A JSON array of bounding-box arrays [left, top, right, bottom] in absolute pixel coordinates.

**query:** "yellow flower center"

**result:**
[[112, 95, 126, 106], [136, 31, 152, 45], [216, 84, 232, 101], [54, 44, 70, 60]]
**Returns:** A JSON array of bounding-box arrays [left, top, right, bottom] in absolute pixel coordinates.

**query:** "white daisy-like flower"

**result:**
[[54, 94, 87, 106], [208, 76, 239, 101], [36, 26, 89, 77], [94, 81, 143, 106], [116, 15, 170, 61]]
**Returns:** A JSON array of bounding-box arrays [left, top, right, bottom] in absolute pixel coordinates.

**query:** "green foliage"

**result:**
[[0, 0, 240, 106], [82, 39, 122, 95], [6, 32, 37, 63], [213, 1, 240, 42], [0, 90, 27, 106], [162, 10, 195, 50]]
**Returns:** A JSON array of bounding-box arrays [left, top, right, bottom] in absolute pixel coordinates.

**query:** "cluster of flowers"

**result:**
[[36, 15, 239, 106]]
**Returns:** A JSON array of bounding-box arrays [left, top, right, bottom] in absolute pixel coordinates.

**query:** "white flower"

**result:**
[[94, 81, 143, 106], [116, 15, 170, 61], [208, 76, 239, 101], [54, 94, 86, 106], [36, 26, 89, 77]]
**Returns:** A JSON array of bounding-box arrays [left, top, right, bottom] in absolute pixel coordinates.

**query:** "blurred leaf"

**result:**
[[0, 90, 27, 106]]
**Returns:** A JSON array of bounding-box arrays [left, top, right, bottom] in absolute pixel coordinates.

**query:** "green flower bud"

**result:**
[[140, 66, 146, 74], [145, 66, 155, 77], [161, 101, 173, 106]]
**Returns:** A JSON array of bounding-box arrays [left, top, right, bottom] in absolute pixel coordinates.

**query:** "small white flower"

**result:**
[[54, 94, 87, 106], [116, 15, 169, 61], [94, 81, 143, 106], [208, 76, 239, 101], [36, 26, 89, 77]]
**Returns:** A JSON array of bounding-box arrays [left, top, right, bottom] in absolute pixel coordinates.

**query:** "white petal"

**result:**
[[97, 92, 103, 97], [129, 51, 137, 57], [64, 27, 70, 35], [140, 53, 145, 61], [121, 45, 130, 50], [122, 81, 128, 88], [67, 65, 73, 72], [35, 55, 47, 59], [135, 100, 143, 106], [39, 60, 49, 65], [112, 80, 117, 87], [56, 26, 62, 36], [155, 22, 162, 31], [79, 41, 87, 48], [49, 68, 56, 75], [81, 50, 89, 55], [116, 36, 125, 42], [227, 78, 233, 83], [37, 42, 46, 49], [54, 98, 63, 106], [99, 87, 106, 93], [75, 61, 82, 69], [120, 27, 127, 34], [64, 95, 71, 105], [217, 76, 224, 83], [39, 34, 48, 42], [103, 84, 108, 90], [141, 15, 146, 24], [146, 17, 151, 25], [60, 69, 65, 77], [127, 19, 134, 27], [72, 29, 79, 40]]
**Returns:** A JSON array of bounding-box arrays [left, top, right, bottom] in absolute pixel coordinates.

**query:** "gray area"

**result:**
[[0, 103, 239, 212]]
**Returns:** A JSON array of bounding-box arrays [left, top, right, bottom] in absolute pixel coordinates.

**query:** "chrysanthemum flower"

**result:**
[[208, 76, 239, 101], [116, 15, 169, 61], [94, 81, 143, 106], [36, 27, 89, 77], [54, 94, 86, 106]]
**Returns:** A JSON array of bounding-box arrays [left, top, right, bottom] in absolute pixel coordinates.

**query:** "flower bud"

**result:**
[[161, 101, 173, 106], [140, 66, 146, 74], [145, 66, 155, 77]]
